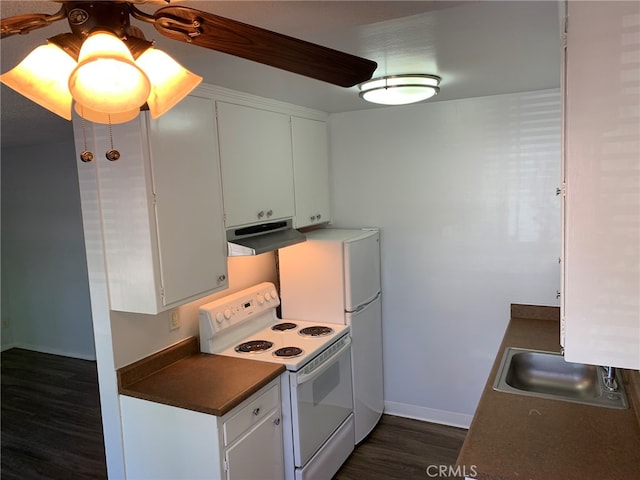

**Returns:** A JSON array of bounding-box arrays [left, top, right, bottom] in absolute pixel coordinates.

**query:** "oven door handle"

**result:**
[[295, 336, 352, 386]]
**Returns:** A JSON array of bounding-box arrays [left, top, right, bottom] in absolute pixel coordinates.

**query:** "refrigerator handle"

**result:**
[[349, 291, 381, 313]]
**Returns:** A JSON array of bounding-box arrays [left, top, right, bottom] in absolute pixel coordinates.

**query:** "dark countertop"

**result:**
[[457, 305, 640, 480], [117, 337, 285, 416]]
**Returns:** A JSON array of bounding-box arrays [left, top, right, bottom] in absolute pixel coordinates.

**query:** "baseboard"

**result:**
[[7, 342, 96, 361], [384, 400, 472, 429], [1, 343, 17, 352]]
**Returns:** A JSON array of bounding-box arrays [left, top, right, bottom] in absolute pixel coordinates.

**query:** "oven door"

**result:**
[[290, 335, 353, 467]]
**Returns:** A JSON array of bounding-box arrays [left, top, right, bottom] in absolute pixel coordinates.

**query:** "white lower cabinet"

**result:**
[[120, 379, 283, 480], [225, 408, 283, 480], [73, 94, 228, 314]]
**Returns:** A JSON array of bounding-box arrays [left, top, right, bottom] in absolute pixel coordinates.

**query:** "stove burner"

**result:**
[[272, 322, 298, 331], [273, 346, 304, 358], [299, 326, 333, 337], [235, 340, 273, 353]]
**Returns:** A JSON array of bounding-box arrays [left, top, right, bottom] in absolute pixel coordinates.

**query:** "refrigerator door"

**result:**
[[345, 294, 384, 443], [344, 230, 381, 312]]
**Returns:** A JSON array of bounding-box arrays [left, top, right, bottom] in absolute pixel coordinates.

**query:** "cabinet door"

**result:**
[[74, 95, 228, 314], [291, 117, 331, 228], [225, 408, 284, 480], [148, 95, 228, 307], [216, 102, 295, 228], [563, 1, 640, 369]]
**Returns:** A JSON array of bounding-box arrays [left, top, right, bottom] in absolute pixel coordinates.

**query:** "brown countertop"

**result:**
[[117, 337, 285, 416], [457, 305, 640, 480]]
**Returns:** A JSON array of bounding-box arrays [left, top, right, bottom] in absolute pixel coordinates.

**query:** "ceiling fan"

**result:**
[[0, 0, 377, 123]]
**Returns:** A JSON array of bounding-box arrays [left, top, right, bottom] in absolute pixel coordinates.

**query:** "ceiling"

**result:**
[[0, 1, 561, 148]]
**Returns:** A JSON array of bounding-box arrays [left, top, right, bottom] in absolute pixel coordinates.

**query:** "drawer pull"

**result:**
[[253, 408, 260, 416], [274, 418, 281, 426]]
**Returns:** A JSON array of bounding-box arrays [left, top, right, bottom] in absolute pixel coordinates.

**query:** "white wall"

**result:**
[[329, 89, 561, 425], [110, 253, 277, 368], [1, 140, 95, 359]]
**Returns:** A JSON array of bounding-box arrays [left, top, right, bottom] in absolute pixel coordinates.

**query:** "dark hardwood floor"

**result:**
[[1, 348, 107, 480], [2, 348, 467, 480], [335, 415, 467, 480]]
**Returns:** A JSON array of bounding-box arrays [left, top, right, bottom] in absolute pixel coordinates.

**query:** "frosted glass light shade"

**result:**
[[135, 48, 203, 119], [0, 43, 76, 119], [74, 103, 140, 124], [359, 74, 441, 105], [68, 31, 151, 113]]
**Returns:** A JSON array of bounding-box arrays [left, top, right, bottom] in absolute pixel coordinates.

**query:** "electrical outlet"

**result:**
[[169, 309, 180, 331], [1, 318, 9, 329]]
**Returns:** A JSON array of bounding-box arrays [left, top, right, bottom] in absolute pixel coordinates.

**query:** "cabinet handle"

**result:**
[[257, 210, 265, 219], [310, 215, 316, 221], [266, 209, 273, 218], [253, 408, 260, 416], [556, 290, 561, 299], [218, 274, 226, 282], [317, 213, 321, 220], [274, 418, 281, 426]]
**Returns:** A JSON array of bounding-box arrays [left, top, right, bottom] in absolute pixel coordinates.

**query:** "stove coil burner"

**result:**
[[235, 340, 274, 353], [272, 322, 298, 331], [299, 326, 333, 337], [273, 346, 304, 358]]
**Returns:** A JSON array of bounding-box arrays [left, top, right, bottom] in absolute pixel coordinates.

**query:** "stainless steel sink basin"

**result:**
[[493, 347, 628, 409]]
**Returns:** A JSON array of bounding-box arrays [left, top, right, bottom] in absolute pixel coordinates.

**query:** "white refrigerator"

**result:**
[[278, 228, 384, 444]]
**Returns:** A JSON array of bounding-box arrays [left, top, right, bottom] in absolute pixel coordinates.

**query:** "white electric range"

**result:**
[[199, 282, 355, 480]]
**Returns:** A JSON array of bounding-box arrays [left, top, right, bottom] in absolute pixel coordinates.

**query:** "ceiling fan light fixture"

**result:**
[[74, 103, 141, 125], [68, 30, 151, 114], [135, 48, 203, 119], [0, 43, 76, 120], [359, 74, 441, 105]]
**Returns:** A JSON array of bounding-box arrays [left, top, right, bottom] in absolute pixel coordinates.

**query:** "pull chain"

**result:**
[[79, 106, 94, 163], [105, 115, 121, 161]]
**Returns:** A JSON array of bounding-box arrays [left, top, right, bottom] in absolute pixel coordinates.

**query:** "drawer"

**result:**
[[223, 384, 279, 446]]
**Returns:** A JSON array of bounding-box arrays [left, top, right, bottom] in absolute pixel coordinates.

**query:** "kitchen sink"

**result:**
[[493, 347, 628, 409]]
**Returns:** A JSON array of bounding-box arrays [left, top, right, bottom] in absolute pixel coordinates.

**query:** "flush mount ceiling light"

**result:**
[[358, 74, 441, 105]]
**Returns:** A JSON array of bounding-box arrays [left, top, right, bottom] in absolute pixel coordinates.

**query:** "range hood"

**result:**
[[227, 219, 306, 256]]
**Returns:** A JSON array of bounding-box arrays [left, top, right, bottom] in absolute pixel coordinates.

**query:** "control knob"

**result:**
[[223, 308, 232, 320], [215, 312, 224, 324], [257, 295, 265, 305]]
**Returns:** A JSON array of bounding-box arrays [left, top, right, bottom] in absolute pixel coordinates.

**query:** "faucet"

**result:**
[[601, 366, 618, 391]]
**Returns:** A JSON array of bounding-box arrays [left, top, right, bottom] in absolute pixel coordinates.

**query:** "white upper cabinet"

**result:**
[[74, 95, 228, 314], [561, 1, 640, 369], [216, 101, 295, 228], [291, 116, 331, 228]]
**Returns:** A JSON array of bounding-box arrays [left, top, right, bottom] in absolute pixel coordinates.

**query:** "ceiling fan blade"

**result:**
[[152, 6, 377, 87], [1, 8, 66, 39]]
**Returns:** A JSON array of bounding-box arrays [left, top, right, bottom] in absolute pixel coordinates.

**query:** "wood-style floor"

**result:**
[[1, 348, 467, 480], [335, 415, 467, 480], [1, 348, 107, 480]]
